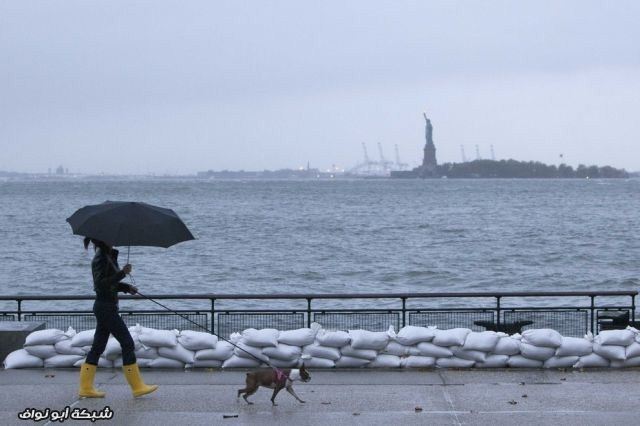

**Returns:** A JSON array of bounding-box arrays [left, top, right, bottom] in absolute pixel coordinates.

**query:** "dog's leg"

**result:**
[[285, 385, 306, 403], [270, 385, 284, 406], [242, 385, 259, 405], [241, 374, 258, 405]]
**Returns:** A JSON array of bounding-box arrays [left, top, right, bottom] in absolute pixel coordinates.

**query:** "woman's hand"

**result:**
[[127, 285, 139, 295], [122, 264, 132, 274]]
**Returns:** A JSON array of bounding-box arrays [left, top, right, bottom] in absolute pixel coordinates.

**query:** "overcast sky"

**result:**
[[1, 1, 639, 174]]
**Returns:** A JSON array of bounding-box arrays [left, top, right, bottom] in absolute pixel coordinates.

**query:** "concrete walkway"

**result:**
[[1, 368, 639, 425]]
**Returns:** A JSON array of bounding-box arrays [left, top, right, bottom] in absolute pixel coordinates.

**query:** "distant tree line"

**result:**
[[436, 160, 629, 179]]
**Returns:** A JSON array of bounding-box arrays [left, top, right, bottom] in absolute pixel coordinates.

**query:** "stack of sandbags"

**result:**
[[8, 324, 640, 370], [21, 327, 85, 368], [261, 327, 316, 368], [303, 329, 348, 368], [222, 328, 275, 368], [584, 328, 639, 368], [337, 326, 395, 368], [392, 325, 435, 368]]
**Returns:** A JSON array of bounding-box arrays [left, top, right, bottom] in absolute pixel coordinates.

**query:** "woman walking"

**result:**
[[78, 237, 158, 398]]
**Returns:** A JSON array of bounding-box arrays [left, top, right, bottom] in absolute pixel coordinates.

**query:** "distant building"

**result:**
[[55, 165, 65, 175]]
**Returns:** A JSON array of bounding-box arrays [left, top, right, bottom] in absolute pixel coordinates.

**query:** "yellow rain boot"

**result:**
[[78, 363, 106, 398], [122, 363, 158, 397]]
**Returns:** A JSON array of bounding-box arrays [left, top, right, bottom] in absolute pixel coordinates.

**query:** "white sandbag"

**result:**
[[476, 355, 509, 368], [113, 357, 152, 368], [417, 342, 454, 358], [135, 346, 159, 359], [54, 340, 87, 356], [24, 345, 58, 359], [521, 329, 562, 348], [234, 342, 269, 362], [593, 343, 626, 361], [400, 356, 436, 368], [3, 349, 44, 369], [335, 356, 370, 368], [71, 329, 96, 347], [463, 331, 499, 352], [229, 332, 242, 344], [190, 359, 223, 368], [222, 355, 262, 368], [178, 330, 218, 351], [241, 328, 279, 347], [519, 343, 556, 361], [507, 355, 543, 368], [44, 354, 85, 368], [555, 337, 593, 357], [75, 357, 113, 368], [104, 338, 122, 361], [596, 329, 635, 346], [368, 354, 401, 368], [348, 327, 393, 350], [626, 342, 640, 359], [543, 356, 579, 369], [128, 323, 152, 333], [381, 341, 421, 357], [573, 353, 609, 368], [278, 328, 316, 346], [195, 341, 234, 361], [25, 329, 67, 346], [436, 357, 475, 368], [158, 345, 196, 364], [492, 337, 521, 356], [432, 328, 471, 347], [395, 326, 436, 345], [451, 347, 487, 363], [262, 343, 302, 361], [148, 357, 185, 368], [315, 330, 350, 348], [304, 357, 335, 368], [138, 328, 178, 348], [340, 345, 378, 360], [303, 343, 341, 361], [269, 358, 299, 368], [617, 357, 640, 367]]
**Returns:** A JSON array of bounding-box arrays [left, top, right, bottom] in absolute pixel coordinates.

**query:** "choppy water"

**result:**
[[0, 178, 638, 311]]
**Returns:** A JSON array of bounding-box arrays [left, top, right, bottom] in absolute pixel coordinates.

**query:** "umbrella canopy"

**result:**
[[66, 201, 195, 248]]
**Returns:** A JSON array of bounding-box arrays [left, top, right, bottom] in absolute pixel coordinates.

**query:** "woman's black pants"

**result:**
[[86, 300, 137, 366]]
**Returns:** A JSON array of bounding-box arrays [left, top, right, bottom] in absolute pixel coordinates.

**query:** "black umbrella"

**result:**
[[66, 201, 195, 251]]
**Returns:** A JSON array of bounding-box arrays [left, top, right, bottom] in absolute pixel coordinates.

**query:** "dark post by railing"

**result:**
[[17, 299, 22, 321], [210, 298, 215, 333], [496, 296, 501, 329], [401, 297, 407, 328], [590, 295, 595, 333], [306, 298, 312, 328]]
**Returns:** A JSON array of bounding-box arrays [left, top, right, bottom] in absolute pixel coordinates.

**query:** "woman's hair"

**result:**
[[83, 237, 107, 251]]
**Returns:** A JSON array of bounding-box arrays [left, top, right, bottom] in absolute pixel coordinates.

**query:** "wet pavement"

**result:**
[[1, 368, 639, 425]]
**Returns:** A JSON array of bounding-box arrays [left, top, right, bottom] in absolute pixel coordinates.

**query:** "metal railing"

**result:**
[[0, 290, 636, 337]]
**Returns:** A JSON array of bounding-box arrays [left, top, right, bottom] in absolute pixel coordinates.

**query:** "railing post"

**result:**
[[306, 298, 312, 328], [496, 296, 501, 329], [210, 298, 215, 335], [632, 294, 636, 326], [401, 297, 407, 328], [590, 295, 595, 334], [17, 299, 22, 321]]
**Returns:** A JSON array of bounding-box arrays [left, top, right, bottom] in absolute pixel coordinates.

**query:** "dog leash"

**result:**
[[101, 252, 280, 370]]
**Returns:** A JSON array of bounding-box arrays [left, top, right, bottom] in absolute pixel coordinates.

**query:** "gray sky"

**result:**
[[1, 1, 639, 174]]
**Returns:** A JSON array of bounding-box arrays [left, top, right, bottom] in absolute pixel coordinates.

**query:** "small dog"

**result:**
[[237, 363, 311, 406]]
